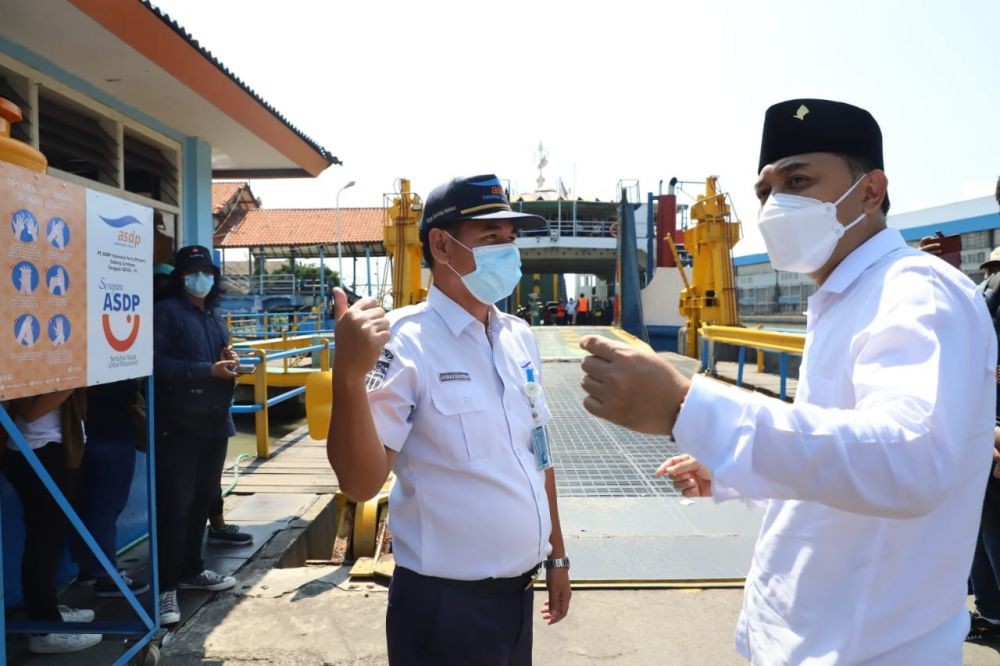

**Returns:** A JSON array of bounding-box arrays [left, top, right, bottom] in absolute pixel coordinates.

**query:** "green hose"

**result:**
[[115, 452, 254, 556]]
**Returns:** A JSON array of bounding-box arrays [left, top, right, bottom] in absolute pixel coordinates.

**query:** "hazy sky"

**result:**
[[153, 0, 1000, 256]]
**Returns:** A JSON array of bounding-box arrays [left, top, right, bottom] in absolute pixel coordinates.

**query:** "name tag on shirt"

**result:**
[[438, 371, 471, 382], [530, 425, 553, 471]]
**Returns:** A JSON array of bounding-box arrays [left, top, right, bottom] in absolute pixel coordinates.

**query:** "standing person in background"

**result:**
[[576, 293, 588, 325], [153, 245, 238, 626], [73, 379, 150, 598], [4, 389, 102, 654], [566, 298, 576, 326]]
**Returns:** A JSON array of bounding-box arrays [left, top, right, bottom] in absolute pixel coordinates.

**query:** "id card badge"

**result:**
[[531, 425, 553, 471]]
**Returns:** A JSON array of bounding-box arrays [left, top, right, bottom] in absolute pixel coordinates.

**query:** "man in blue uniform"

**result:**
[[328, 174, 571, 665]]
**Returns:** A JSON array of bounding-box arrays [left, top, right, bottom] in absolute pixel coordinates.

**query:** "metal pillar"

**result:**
[[365, 244, 373, 297], [319, 245, 327, 330]]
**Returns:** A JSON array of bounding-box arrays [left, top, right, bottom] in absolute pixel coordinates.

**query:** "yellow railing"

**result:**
[[698, 324, 805, 400], [699, 325, 805, 354], [231, 336, 332, 458]]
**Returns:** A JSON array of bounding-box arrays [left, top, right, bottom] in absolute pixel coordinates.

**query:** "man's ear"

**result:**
[[428, 228, 452, 266], [861, 169, 888, 214]]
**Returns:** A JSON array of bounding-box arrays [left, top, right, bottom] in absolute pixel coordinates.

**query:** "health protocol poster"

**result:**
[[0, 161, 152, 400]]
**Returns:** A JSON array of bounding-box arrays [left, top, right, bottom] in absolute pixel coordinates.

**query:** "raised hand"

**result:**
[[332, 287, 390, 383], [578, 336, 690, 435]]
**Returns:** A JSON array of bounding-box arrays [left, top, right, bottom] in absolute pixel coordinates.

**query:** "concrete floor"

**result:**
[[161, 562, 1000, 665]]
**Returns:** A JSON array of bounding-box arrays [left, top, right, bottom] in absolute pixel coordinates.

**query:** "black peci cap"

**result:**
[[419, 175, 547, 245], [758, 99, 883, 174]]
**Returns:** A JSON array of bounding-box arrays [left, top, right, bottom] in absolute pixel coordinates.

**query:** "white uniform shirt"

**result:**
[[368, 286, 553, 580], [674, 229, 996, 664]]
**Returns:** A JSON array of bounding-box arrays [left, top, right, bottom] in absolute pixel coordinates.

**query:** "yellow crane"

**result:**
[[382, 179, 426, 307], [668, 177, 741, 359]]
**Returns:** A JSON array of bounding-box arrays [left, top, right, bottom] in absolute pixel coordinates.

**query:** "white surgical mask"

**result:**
[[758, 175, 868, 274], [445, 233, 522, 305], [184, 272, 215, 298]]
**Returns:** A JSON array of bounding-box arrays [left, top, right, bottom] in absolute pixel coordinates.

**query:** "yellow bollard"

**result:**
[[305, 371, 333, 440], [252, 348, 270, 458], [319, 338, 331, 372]]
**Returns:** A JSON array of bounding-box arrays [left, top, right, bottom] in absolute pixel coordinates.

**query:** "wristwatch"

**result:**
[[543, 556, 570, 569]]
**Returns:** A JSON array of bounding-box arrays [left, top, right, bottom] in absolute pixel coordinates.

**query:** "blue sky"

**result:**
[[153, 0, 1000, 255]]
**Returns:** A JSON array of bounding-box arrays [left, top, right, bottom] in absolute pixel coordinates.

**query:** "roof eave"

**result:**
[[67, 0, 338, 176]]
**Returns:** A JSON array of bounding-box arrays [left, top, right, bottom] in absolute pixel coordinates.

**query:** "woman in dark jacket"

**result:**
[[152, 245, 238, 625]]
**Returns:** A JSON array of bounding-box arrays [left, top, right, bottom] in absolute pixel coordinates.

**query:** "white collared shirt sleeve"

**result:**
[[366, 333, 420, 453], [673, 264, 996, 517]]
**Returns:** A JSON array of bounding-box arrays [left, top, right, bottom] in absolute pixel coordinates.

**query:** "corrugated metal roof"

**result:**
[[141, 0, 339, 165], [218, 208, 386, 248]]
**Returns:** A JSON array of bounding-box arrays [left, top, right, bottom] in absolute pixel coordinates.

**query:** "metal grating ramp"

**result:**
[[533, 326, 763, 585], [543, 361, 680, 498]]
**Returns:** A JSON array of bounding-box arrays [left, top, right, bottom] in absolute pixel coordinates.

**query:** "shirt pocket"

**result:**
[[429, 385, 501, 464]]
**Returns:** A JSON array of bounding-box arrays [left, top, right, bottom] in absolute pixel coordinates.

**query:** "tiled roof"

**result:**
[[218, 208, 386, 248], [212, 181, 249, 214], [139, 1, 339, 165]]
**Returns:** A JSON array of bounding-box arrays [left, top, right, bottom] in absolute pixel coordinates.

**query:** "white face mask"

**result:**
[[757, 174, 868, 274]]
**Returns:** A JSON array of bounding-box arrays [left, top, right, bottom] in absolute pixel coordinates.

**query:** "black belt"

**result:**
[[395, 564, 541, 593]]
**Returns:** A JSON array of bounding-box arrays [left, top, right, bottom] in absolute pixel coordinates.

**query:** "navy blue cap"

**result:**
[[174, 245, 214, 273], [419, 175, 546, 241]]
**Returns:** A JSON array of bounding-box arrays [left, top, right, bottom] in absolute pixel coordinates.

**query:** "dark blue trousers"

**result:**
[[972, 526, 1000, 619], [386, 566, 534, 666], [72, 436, 136, 577]]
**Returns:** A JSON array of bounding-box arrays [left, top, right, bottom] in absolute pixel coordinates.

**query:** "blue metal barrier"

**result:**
[[0, 376, 158, 664]]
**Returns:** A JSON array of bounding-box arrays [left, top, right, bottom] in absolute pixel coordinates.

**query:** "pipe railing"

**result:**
[[230, 339, 332, 458], [225, 310, 331, 339], [698, 324, 805, 401]]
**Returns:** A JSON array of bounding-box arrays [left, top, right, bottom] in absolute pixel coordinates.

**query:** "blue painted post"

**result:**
[[147, 377, 160, 628], [646, 192, 654, 281], [737, 346, 746, 387], [181, 138, 214, 248], [319, 245, 327, 331], [365, 244, 373, 298], [701, 338, 709, 372], [779, 352, 788, 400], [0, 434, 5, 666]]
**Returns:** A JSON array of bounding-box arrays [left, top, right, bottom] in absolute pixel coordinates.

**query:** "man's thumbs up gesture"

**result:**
[[332, 287, 391, 382]]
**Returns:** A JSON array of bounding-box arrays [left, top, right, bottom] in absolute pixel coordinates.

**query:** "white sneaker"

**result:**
[[57, 605, 95, 622], [160, 590, 180, 625], [29, 632, 102, 654]]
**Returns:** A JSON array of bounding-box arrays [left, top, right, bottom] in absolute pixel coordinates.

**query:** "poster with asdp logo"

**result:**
[[86, 189, 153, 385], [0, 160, 152, 400]]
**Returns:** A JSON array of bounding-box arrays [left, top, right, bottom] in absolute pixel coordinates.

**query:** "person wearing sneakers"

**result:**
[[152, 262, 252, 549], [4, 388, 101, 654], [153, 245, 238, 625], [73, 378, 150, 598], [328, 175, 571, 665]]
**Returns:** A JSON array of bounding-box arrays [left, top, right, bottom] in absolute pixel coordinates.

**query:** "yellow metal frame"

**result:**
[[699, 325, 805, 355], [384, 179, 426, 307], [676, 177, 742, 359], [235, 336, 332, 458]]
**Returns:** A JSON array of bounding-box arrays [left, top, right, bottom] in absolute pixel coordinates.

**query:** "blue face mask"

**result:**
[[183, 272, 215, 298], [445, 234, 522, 305]]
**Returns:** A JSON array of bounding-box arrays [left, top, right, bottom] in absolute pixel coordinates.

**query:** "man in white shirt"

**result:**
[[328, 174, 571, 665], [579, 99, 997, 664]]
